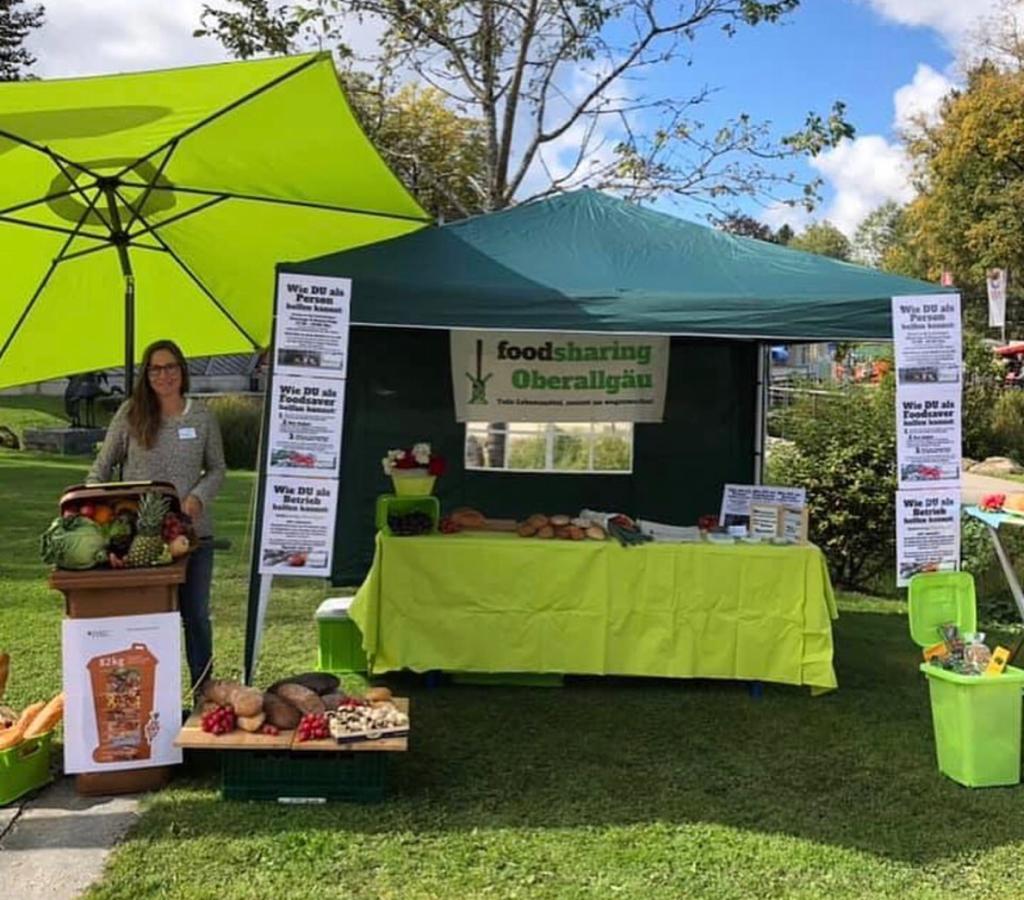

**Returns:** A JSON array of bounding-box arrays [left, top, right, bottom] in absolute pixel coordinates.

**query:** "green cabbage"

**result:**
[[40, 515, 109, 569]]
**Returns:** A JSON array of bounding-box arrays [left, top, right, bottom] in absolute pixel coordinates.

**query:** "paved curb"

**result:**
[[0, 778, 140, 899]]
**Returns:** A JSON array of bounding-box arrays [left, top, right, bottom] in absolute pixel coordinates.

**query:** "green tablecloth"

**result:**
[[350, 532, 839, 692]]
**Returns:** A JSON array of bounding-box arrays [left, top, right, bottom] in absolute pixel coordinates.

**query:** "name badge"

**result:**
[[178, 427, 197, 440]]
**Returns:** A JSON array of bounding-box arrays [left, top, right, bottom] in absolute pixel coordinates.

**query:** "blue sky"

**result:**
[[25, 0, 1001, 236]]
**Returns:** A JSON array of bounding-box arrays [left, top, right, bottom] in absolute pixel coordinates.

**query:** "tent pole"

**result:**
[[124, 274, 135, 391], [754, 343, 767, 485], [101, 182, 135, 391]]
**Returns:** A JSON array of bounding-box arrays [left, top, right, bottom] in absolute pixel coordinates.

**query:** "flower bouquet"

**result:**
[[382, 443, 446, 496]]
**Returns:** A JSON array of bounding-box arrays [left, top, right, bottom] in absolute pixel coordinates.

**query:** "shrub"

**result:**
[[768, 380, 896, 591], [962, 331, 1004, 460], [205, 393, 262, 470], [961, 513, 1024, 624], [991, 390, 1024, 464]]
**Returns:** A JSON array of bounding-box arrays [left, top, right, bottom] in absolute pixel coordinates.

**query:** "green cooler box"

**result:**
[[909, 572, 1024, 788], [316, 596, 367, 675]]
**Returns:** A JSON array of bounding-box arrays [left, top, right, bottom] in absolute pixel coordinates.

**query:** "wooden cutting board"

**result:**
[[290, 698, 409, 753], [174, 713, 293, 750]]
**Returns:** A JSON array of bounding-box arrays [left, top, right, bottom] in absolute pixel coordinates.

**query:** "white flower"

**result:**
[[381, 456, 394, 475], [412, 442, 431, 465]]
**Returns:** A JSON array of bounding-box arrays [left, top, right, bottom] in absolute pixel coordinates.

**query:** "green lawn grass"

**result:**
[[3, 450, 1024, 899], [0, 392, 116, 445]]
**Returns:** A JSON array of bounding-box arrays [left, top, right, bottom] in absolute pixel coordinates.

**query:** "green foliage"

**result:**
[[712, 212, 792, 244], [205, 393, 262, 470], [851, 200, 904, 268], [788, 220, 851, 260], [961, 513, 1024, 624], [768, 381, 896, 590], [506, 435, 545, 470], [962, 330, 1006, 459], [991, 389, 1024, 463]]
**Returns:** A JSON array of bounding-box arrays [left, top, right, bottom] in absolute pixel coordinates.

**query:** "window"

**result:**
[[465, 421, 633, 473]]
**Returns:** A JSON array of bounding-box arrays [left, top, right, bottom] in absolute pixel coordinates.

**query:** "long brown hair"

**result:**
[[128, 340, 190, 449]]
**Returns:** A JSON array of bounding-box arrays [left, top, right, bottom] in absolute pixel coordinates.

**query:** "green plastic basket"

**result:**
[[921, 663, 1024, 787], [0, 732, 53, 807], [221, 750, 389, 803], [374, 494, 439, 534]]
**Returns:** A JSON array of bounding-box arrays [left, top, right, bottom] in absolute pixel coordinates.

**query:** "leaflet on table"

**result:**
[[267, 374, 345, 478], [62, 613, 182, 774], [258, 476, 339, 576], [273, 273, 351, 378], [718, 484, 806, 528], [896, 386, 962, 489], [895, 489, 961, 587], [891, 294, 962, 385]]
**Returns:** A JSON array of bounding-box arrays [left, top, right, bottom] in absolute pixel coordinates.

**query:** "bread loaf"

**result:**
[[268, 672, 339, 695], [24, 692, 64, 739], [366, 686, 392, 702], [451, 507, 487, 528], [237, 712, 266, 733], [263, 692, 302, 729], [274, 683, 325, 714]]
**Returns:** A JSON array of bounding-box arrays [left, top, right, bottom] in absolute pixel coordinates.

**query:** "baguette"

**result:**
[[0, 701, 45, 750], [24, 692, 64, 739]]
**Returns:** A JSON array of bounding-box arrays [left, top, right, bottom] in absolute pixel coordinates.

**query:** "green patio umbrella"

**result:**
[[0, 52, 429, 389]]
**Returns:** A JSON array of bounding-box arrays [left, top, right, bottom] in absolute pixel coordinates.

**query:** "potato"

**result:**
[[274, 683, 325, 715], [517, 522, 537, 537], [263, 693, 302, 729], [536, 524, 555, 539]]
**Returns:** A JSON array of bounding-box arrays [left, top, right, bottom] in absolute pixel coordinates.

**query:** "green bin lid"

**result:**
[[907, 572, 976, 647]]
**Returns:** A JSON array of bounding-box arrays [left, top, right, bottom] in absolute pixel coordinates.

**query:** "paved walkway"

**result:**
[[0, 779, 139, 898], [962, 471, 1024, 505]]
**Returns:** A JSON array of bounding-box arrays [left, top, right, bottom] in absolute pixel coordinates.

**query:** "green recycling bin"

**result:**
[[909, 572, 1024, 788]]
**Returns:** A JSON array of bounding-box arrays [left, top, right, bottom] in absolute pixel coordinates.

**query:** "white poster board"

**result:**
[[451, 330, 670, 422], [267, 374, 345, 478], [258, 476, 339, 576], [272, 273, 351, 378], [896, 489, 961, 587], [987, 268, 1007, 329], [892, 294, 963, 491], [719, 484, 806, 528], [62, 613, 182, 774]]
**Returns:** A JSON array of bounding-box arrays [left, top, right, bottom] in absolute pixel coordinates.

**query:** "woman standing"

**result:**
[[88, 340, 226, 691]]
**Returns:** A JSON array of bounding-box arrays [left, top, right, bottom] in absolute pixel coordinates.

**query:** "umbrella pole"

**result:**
[[124, 273, 135, 392]]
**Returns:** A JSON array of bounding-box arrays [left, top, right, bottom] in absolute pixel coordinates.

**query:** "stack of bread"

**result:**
[[516, 514, 606, 541]]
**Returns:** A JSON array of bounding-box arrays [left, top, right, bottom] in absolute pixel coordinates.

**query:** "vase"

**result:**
[[391, 470, 436, 496]]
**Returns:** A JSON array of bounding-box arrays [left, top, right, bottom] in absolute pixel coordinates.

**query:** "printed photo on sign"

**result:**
[[896, 386, 962, 489], [451, 330, 669, 423], [896, 489, 960, 587], [258, 476, 339, 576], [62, 613, 182, 774], [273, 273, 351, 378], [268, 374, 345, 478]]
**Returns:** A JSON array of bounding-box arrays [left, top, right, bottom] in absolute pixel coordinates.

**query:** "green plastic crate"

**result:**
[[221, 750, 389, 803], [374, 494, 439, 535], [921, 664, 1024, 787], [0, 732, 53, 807], [317, 616, 368, 674]]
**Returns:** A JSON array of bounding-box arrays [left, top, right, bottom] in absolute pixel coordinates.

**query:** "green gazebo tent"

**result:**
[[0, 52, 429, 389], [274, 189, 948, 585]]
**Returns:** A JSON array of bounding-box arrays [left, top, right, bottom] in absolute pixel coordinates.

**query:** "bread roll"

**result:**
[[549, 514, 570, 527], [517, 522, 537, 537], [526, 514, 548, 529], [536, 524, 555, 539], [1005, 494, 1024, 514], [585, 525, 607, 541]]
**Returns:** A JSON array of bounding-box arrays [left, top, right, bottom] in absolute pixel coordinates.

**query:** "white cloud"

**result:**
[[804, 136, 915, 237], [26, 1, 226, 78], [893, 63, 955, 132], [862, 0, 1006, 50], [760, 201, 812, 234]]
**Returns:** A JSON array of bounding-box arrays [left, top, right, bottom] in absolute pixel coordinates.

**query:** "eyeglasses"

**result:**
[[147, 363, 181, 378]]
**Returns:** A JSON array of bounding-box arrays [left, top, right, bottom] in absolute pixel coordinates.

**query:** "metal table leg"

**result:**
[[987, 524, 1024, 623]]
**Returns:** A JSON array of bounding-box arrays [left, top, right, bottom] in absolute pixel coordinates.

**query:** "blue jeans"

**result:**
[[179, 537, 214, 689]]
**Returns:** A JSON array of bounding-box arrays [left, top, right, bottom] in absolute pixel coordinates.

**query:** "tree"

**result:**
[[851, 200, 903, 268], [713, 211, 790, 244], [901, 62, 1024, 329], [0, 0, 44, 81], [788, 220, 850, 260], [197, 0, 853, 214]]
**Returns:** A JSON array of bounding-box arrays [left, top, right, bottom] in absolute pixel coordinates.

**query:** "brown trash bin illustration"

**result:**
[[87, 643, 159, 763]]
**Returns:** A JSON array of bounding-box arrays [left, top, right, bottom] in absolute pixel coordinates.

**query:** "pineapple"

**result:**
[[124, 492, 170, 567]]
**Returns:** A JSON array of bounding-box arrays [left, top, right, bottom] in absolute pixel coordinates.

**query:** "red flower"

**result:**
[[427, 456, 447, 477], [394, 453, 419, 470]]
